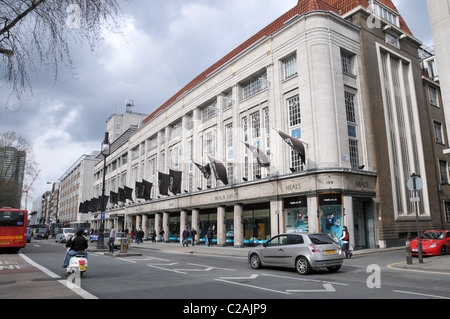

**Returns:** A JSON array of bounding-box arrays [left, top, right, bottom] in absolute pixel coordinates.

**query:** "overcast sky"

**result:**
[[0, 0, 433, 208]]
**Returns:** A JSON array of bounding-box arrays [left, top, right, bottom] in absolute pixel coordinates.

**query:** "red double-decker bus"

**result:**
[[0, 208, 28, 251]]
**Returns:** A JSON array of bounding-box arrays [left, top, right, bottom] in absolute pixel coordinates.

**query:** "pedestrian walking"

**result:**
[[182, 227, 190, 247], [108, 225, 117, 253], [190, 227, 197, 246], [151, 230, 157, 243], [159, 228, 165, 243], [136, 228, 144, 244], [340, 226, 352, 258], [206, 227, 214, 247]]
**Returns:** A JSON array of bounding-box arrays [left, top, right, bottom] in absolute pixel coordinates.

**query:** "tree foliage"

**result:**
[[0, 0, 126, 108]]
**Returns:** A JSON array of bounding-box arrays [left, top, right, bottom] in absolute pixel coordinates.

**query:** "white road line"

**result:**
[[215, 277, 292, 295], [18, 252, 60, 279], [18, 252, 98, 299], [393, 290, 450, 299]]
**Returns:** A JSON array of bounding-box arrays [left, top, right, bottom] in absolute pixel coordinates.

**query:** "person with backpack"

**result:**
[[340, 226, 352, 258]]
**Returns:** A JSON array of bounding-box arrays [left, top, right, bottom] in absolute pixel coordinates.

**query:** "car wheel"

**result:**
[[327, 265, 341, 273], [250, 254, 262, 269], [296, 257, 312, 275], [440, 246, 447, 256]]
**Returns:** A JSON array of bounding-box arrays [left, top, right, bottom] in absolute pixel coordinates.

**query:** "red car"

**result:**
[[410, 230, 450, 256]]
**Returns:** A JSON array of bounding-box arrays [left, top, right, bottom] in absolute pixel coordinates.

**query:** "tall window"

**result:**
[[243, 73, 268, 99], [242, 117, 249, 179], [202, 101, 217, 121], [440, 160, 448, 184], [429, 86, 438, 106], [226, 123, 234, 184], [345, 93, 356, 123], [288, 96, 301, 127], [341, 51, 354, 74], [283, 55, 297, 80], [434, 121, 443, 144], [288, 95, 302, 172], [250, 111, 260, 140]]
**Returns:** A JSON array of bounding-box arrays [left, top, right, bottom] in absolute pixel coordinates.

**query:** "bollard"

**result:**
[[120, 237, 128, 253], [405, 239, 412, 265]]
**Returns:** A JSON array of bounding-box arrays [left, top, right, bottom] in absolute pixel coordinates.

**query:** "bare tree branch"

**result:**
[[0, 0, 128, 108]]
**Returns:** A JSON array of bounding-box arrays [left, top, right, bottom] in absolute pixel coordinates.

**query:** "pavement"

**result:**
[[97, 240, 450, 275]]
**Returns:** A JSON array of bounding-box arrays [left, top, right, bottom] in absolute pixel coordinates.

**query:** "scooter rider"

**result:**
[[63, 229, 88, 268]]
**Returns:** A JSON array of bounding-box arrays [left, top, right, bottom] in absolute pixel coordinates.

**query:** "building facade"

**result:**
[[58, 154, 100, 226], [88, 0, 449, 249]]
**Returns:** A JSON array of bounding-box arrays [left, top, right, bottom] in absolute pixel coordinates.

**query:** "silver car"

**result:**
[[248, 233, 344, 275]]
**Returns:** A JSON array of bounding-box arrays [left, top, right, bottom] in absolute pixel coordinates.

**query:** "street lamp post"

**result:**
[[97, 132, 110, 250]]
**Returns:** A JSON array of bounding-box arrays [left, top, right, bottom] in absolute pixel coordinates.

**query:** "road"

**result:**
[[1, 240, 450, 304]]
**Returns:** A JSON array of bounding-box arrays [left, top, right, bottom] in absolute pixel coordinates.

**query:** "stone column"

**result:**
[[233, 204, 244, 248], [155, 213, 162, 242], [217, 206, 226, 247], [163, 212, 169, 242], [192, 209, 200, 244], [142, 214, 148, 240], [180, 210, 188, 243]]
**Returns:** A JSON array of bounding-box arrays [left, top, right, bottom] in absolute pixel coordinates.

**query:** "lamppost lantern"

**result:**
[[97, 132, 110, 250], [101, 132, 110, 156]]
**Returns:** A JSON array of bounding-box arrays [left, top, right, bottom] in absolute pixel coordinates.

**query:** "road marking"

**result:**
[[147, 262, 187, 274], [58, 280, 98, 299], [18, 252, 60, 279], [393, 290, 450, 299], [18, 252, 98, 299], [286, 283, 336, 293], [387, 262, 450, 276], [215, 275, 292, 295]]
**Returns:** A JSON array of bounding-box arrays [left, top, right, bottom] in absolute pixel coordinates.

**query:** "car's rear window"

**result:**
[[308, 234, 336, 245]]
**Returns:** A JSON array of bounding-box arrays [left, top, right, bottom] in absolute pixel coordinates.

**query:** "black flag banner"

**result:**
[[277, 130, 306, 165], [124, 186, 133, 201], [142, 179, 153, 200], [99, 195, 109, 211], [194, 161, 211, 179], [82, 200, 89, 214], [169, 169, 182, 195], [79, 201, 85, 213], [207, 155, 229, 185], [118, 187, 126, 202], [135, 181, 145, 199], [89, 198, 98, 212], [244, 142, 270, 167], [110, 191, 118, 205], [158, 172, 170, 196]]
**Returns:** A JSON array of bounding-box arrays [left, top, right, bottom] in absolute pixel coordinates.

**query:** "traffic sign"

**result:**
[[407, 175, 423, 191]]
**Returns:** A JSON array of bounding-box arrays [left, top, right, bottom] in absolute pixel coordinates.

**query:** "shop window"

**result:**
[[318, 193, 343, 243], [284, 196, 308, 233]]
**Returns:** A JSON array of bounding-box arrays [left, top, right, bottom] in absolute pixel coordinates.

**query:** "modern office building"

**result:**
[[89, 0, 449, 249], [0, 146, 26, 209]]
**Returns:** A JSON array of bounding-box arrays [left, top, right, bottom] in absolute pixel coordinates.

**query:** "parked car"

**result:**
[[34, 228, 48, 240], [104, 232, 129, 248], [55, 228, 75, 243], [248, 233, 344, 275], [410, 230, 450, 256]]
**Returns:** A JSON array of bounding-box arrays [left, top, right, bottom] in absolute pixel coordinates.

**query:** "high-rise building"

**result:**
[[0, 147, 26, 209]]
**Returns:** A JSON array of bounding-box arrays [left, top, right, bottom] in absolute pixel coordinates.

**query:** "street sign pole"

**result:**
[[408, 173, 423, 264]]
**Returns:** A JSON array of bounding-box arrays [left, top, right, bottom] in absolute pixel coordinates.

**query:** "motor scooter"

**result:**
[[65, 248, 88, 277]]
